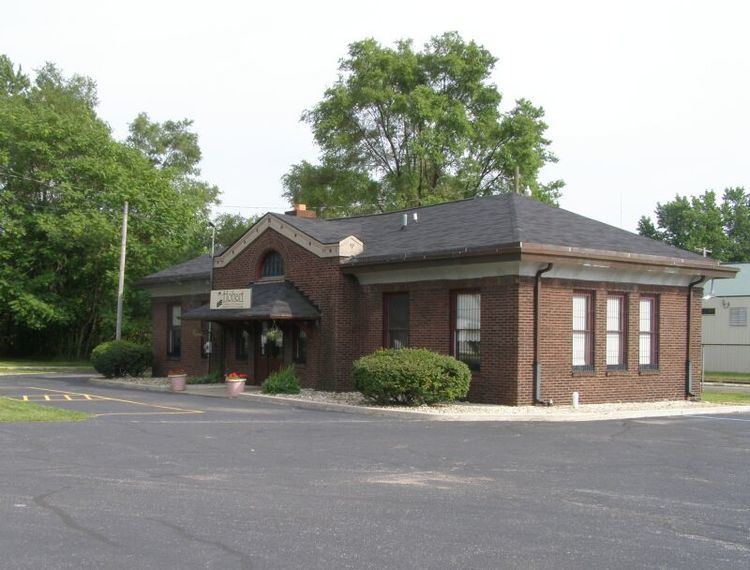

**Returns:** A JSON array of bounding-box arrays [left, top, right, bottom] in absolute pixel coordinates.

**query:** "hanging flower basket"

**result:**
[[167, 369, 187, 392], [265, 326, 283, 346], [225, 372, 248, 398]]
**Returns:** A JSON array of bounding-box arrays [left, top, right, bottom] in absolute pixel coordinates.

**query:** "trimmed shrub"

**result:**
[[353, 348, 471, 405], [90, 340, 151, 378], [187, 371, 223, 384], [262, 365, 301, 394]]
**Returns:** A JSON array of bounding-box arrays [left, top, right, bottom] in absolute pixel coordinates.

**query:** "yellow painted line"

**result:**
[[92, 411, 202, 417], [64, 394, 72, 400], [43, 395, 50, 401], [22, 395, 28, 401], [25, 387, 204, 415]]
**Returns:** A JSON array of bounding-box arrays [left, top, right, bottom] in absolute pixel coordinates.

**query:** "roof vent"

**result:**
[[401, 213, 408, 228], [412, 212, 418, 223]]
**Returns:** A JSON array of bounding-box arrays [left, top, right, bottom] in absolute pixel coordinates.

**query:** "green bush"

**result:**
[[262, 365, 301, 394], [90, 340, 152, 378], [353, 348, 471, 405], [188, 371, 223, 384]]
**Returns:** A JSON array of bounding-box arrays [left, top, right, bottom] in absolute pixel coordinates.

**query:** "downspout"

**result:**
[[686, 275, 707, 398], [534, 263, 554, 405]]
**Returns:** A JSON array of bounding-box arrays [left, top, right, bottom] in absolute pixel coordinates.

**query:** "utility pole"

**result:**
[[206, 221, 216, 373], [115, 201, 128, 340]]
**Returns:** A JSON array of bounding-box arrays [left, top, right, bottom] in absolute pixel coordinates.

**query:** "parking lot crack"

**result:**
[[149, 517, 254, 569], [33, 488, 120, 548]]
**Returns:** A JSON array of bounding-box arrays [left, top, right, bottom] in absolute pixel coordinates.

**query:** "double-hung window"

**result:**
[[572, 292, 593, 370], [294, 326, 308, 364], [639, 295, 658, 369], [236, 328, 250, 360], [452, 292, 481, 371], [384, 293, 409, 349], [606, 294, 626, 369], [167, 304, 182, 357]]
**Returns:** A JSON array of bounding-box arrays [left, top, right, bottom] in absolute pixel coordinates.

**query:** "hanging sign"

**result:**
[[210, 289, 252, 310]]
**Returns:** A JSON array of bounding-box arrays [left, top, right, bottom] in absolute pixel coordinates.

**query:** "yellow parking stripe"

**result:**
[[43, 395, 50, 401], [22, 395, 28, 401], [64, 394, 72, 400], [25, 387, 203, 415]]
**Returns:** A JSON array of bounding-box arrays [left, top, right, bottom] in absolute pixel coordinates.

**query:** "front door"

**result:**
[[254, 321, 284, 384]]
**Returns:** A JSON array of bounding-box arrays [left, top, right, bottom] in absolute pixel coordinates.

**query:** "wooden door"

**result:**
[[254, 322, 284, 383]]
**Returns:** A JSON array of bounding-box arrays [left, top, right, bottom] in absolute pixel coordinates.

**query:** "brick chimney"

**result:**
[[285, 203, 317, 218]]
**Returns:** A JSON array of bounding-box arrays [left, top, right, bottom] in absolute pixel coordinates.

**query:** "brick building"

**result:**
[[139, 195, 735, 405]]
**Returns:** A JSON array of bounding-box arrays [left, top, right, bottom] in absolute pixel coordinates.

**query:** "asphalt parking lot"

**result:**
[[1, 374, 748, 569]]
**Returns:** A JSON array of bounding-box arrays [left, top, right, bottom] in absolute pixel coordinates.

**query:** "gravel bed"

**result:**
[[99, 376, 170, 387], [261, 390, 725, 417]]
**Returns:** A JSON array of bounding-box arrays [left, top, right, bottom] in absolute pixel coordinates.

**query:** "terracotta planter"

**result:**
[[168, 374, 187, 392], [225, 378, 246, 398]]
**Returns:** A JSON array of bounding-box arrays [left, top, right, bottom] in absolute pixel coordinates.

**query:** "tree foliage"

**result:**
[[283, 33, 563, 217], [0, 55, 218, 357], [212, 212, 257, 249], [637, 187, 750, 262]]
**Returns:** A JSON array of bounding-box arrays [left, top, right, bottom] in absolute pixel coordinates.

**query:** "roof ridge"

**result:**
[[324, 195, 506, 222]]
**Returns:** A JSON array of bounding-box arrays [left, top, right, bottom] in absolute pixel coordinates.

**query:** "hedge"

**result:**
[[353, 348, 471, 405], [90, 340, 152, 378]]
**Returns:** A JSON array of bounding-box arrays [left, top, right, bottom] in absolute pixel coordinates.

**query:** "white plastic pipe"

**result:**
[[572, 391, 580, 409]]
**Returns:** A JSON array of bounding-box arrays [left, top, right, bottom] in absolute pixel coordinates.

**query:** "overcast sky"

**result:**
[[3, 0, 748, 231]]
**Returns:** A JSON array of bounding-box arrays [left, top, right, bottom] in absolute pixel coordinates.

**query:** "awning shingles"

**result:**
[[182, 281, 320, 322]]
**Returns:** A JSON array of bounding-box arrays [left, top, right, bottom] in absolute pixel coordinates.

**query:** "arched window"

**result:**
[[261, 250, 284, 277]]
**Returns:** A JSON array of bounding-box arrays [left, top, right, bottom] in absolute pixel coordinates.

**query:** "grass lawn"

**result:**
[[0, 396, 90, 423], [701, 390, 750, 405], [704, 371, 750, 384], [0, 358, 93, 374]]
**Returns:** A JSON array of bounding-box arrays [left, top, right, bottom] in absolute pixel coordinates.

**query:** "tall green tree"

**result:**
[[637, 188, 749, 262], [283, 32, 563, 217], [0, 56, 218, 357], [212, 212, 257, 249]]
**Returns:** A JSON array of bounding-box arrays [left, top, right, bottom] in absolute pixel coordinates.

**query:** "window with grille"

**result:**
[[294, 326, 308, 364], [606, 294, 626, 369], [261, 251, 284, 277], [384, 293, 409, 349], [167, 304, 182, 357], [572, 292, 593, 370], [729, 307, 747, 327], [639, 296, 658, 368], [453, 292, 480, 371]]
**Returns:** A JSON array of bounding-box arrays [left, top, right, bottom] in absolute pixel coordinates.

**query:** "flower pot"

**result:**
[[226, 378, 246, 398], [168, 374, 187, 392]]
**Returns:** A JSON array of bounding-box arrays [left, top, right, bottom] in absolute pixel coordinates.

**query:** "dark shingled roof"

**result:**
[[182, 280, 320, 321], [275, 193, 707, 264], [139, 253, 211, 285], [143, 194, 711, 285]]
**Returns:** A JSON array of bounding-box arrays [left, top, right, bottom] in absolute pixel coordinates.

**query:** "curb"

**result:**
[[236, 393, 750, 422], [88, 378, 169, 392], [85, 378, 750, 422]]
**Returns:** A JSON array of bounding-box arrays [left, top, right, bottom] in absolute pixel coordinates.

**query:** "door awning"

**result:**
[[182, 280, 320, 322]]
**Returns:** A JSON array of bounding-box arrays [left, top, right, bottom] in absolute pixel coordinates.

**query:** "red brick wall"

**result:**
[[152, 294, 213, 377], [516, 277, 702, 405], [356, 276, 520, 404]]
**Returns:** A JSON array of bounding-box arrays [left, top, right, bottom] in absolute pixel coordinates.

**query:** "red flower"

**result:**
[[226, 372, 248, 380]]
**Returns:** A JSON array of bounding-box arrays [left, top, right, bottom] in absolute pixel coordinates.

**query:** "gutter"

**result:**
[[534, 263, 554, 405], [686, 275, 707, 398]]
